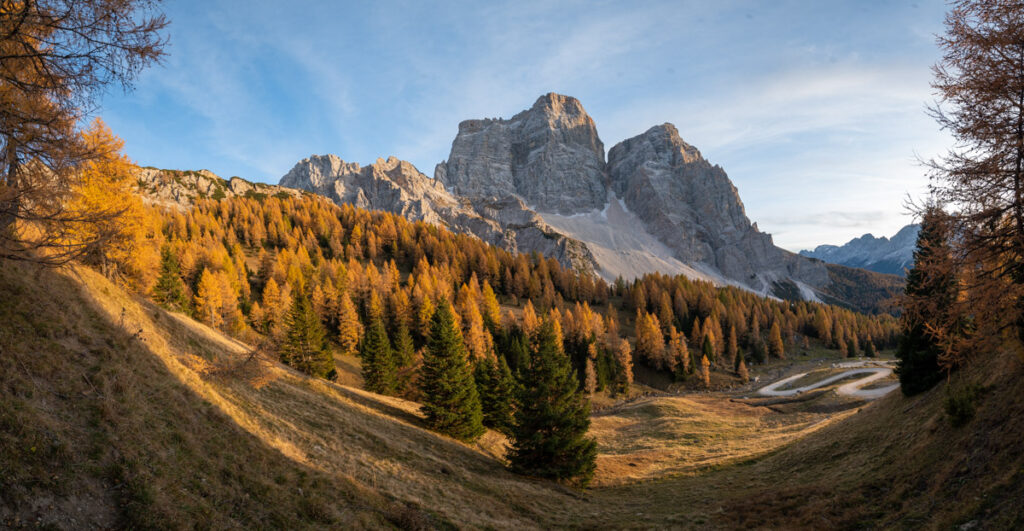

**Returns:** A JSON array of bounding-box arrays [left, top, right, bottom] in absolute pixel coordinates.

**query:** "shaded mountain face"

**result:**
[[605, 124, 829, 293], [800, 224, 919, 277]]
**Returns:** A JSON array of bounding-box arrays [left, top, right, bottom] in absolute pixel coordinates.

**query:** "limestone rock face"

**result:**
[[436, 93, 607, 214], [135, 167, 301, 210], [607, 124, 829, 291], [280, 154, 597, 272]]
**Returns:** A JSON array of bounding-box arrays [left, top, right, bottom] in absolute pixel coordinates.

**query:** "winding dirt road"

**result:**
[[758, 366, 900, 400]]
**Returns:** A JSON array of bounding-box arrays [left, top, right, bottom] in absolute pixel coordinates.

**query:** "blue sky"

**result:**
[[100, 0, 950, 251]]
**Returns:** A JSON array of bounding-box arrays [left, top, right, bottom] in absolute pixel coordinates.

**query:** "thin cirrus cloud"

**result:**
[[99, 0, 950, 249]]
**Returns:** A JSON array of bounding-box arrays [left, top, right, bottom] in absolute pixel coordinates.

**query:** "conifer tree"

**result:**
[[474, 357, 516, 435], [280, 290, 336, 379], [152, 247, 189, 313], [613, 338, 633, 395], [361, 313, 397, 395], [584, 357, 597, 396], [700, 354, 711, 389], [195, 268, 224, 329], [737, 356, 749, 384], [898, 206, 956, 395], [726, 325, 739, 367], [509, 319, 597, 487], [393, 322, 415, 367], [864, 339, 877, 358], [768, 321, 785, 359], [419, 299, 485, 442], [336, 292, 363, 357]]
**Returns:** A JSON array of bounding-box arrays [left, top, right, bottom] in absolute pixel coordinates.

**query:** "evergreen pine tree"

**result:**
[[361, 313, 397, 395], [419, 299, 485, 442], [474, 357, 516, 435], [280, 290, 336, 379], [152, 247, 189, 313], [897, 207, 956, 395], [509, 319, 598, 487], [393, 322, 415, 367]]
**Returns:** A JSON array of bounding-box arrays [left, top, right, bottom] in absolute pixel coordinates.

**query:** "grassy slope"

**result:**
[[0, 262, 590, 529], [593, 351, 1024, 529], [2, 261, 1022, 529]]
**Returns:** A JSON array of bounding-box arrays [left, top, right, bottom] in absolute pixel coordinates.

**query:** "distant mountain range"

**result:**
[[135, 93, 904, 313], [800, 225, 919, 277]]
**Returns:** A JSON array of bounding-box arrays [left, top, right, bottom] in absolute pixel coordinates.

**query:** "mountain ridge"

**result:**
[[801, 224, 919, 276]]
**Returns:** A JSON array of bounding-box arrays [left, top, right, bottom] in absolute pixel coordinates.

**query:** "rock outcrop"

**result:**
[[606, 124, 829, 292], [280, 154, 596, 272], [135, 167, 302, 210], [435, 93, 607, 214]]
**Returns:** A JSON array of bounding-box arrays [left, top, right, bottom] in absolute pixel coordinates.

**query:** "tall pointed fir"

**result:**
[[474, 356, 517, 436], [419, 299, 485, 442], [280, 290, 336, 379], [509, 319, 598, 487], [897, 206, 956, 395], [152, 247, 189, 313], [361, 313, 397, 395]]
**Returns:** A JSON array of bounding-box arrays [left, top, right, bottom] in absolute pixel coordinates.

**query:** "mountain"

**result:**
[[279, 154, 597, 272], [435, 92, 607, 214], [800, 224, 919, 276], [274, 92, 898, 309], [433, 94, 829, 296]]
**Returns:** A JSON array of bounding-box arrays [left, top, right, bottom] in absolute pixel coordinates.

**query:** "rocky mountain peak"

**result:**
[[436, 92, 607, 215]]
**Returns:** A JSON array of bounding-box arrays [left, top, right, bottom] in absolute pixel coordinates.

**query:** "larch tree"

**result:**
[[336, 291, 363, 357], [509, 319, 597, 487], [613, 338, 633, 395], [195, 268, 224, 329], [927, 0, 1024, 360], [768, 321, 785, 360], [737, 356, 749, 384], [726, 325, 739, 368], [419, 299, 485, 442], [700, 354, 711, 389], [0, 0, 166, 264]]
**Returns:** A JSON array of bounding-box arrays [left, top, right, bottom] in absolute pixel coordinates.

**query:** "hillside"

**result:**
[[3, 260, 1020, 528]]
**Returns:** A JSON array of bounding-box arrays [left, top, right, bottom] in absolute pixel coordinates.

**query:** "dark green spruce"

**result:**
[[419, 299, 485, 442], [152, 246, 190, 313], [508, 319, 597, 487], [474, 355, 517, 436], [361, 314, 397, 395], [280, 290, 336, 379], [897, 207, 955, 396]]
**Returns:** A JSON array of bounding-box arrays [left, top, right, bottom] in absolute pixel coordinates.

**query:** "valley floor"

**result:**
[[2, 262, 1021, 529]]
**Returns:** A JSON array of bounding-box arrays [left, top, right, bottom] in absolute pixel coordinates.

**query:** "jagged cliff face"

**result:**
[[606, 124, 830, 291], [280, 154, 597, 272], [136, 167, 302, 210], [435, 93, 607, 214]]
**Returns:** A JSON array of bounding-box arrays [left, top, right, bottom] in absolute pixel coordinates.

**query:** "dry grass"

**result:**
[[590, 394, 851, 486], [2, 261, 1021, 529]]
